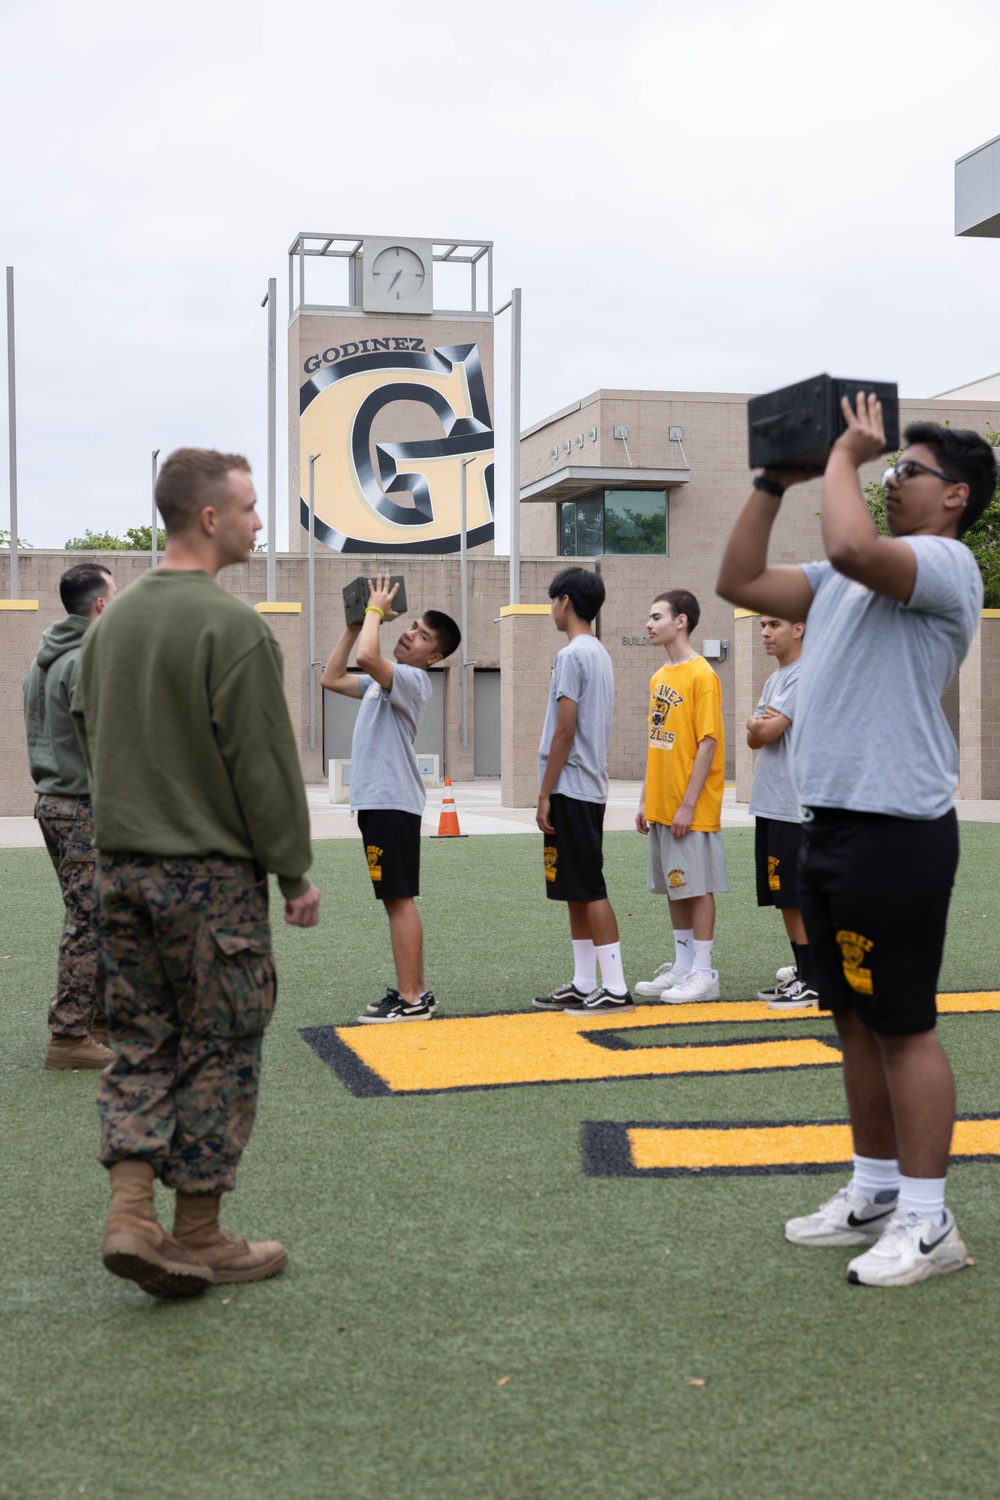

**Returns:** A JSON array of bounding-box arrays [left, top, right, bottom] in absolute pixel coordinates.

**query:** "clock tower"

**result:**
[[287, 233, 495, 554]]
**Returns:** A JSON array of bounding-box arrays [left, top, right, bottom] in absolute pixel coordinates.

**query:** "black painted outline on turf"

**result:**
[[297, 1023, 842, 1098], [580, 1112, 1000, 1179], [299, 1026, 392, 1097]]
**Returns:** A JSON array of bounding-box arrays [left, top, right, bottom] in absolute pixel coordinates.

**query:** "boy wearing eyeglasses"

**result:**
[[718, 397, 996, 1287]]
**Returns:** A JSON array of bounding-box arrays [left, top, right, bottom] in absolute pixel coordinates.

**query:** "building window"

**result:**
[[558, 490, 667, 556]]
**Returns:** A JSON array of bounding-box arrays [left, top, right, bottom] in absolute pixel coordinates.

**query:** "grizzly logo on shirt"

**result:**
[[650, 683, 683, 750]]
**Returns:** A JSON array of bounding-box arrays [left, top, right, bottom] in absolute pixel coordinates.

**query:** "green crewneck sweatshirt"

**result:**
[[72, 570, 312, 900], [23, 613, 93, 795]]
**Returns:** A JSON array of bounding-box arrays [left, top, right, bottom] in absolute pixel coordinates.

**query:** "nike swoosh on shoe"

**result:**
[[846, 1209, 893, 1228], [918, 1228, 954, 1255]]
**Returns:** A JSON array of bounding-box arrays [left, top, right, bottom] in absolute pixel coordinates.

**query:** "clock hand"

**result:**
[[388, 270, 402, 291]]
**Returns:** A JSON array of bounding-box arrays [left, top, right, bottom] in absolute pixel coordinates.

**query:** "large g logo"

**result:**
[[299, 343, 495, 554]]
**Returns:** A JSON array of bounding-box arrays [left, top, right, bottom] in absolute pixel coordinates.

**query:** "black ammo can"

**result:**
[[748, 374, 899, 471], [343, 575, 408, 626]]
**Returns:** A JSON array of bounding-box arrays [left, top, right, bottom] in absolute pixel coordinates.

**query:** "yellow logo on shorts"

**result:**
[[667, 868, 687, 889], [836, 929, 874, 995], [366, 844, 383, 882], [543, 845, 557, 883], [768, 855, 781, 891]]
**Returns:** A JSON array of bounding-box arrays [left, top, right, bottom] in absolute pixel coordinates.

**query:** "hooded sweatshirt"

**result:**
[[23, 614, 93, 796]]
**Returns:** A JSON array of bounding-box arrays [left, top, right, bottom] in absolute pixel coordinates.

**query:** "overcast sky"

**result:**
[[2, 0, 999, 549]]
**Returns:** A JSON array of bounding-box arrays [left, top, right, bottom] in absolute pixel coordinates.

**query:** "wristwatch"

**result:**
[[752, 475, 785, 498]]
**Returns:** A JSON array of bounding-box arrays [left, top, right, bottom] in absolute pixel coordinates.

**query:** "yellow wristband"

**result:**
[[364, 605, 385, 620]]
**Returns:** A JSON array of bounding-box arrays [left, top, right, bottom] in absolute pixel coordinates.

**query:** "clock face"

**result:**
[[370, 245, 426, 302]]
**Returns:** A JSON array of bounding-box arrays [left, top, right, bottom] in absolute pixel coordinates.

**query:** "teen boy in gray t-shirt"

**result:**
[[719, 397, 995, 1290], [533, 567, 631, 1015], [321, 575, 461, 1023], [746, 615, 817, 1009]]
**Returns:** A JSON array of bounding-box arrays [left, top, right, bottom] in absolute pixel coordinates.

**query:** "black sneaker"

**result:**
[[533, 982, 589, 1011], [767, 979, 819, 1011], [563, 986, 635, 1014], [362, 988, 437, 1018], [357, 991, 436, 1023]]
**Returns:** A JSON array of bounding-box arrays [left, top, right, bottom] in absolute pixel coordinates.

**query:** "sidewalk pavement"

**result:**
[[3, 783, 999, 850]]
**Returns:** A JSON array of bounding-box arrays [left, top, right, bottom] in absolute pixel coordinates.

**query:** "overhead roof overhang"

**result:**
[[519, 466, 690, 504]]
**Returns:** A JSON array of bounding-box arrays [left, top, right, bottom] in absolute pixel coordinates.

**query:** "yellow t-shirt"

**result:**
[[645, 656, 725, 830]]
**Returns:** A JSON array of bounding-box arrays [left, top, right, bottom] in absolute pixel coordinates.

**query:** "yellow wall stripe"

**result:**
[[0, 599, 39, 610]]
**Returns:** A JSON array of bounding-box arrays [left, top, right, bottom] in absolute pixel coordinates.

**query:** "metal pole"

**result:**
[[263, 279, 277, 602], [509, 287, 522, 605], [460, 456, 474, 749], [151, 450, 159, 567], [308, 453, 320, 750], [6, 267, 18, 599]]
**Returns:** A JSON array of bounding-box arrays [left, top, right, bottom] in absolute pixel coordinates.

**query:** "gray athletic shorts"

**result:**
[[647, 825, 729, 900]]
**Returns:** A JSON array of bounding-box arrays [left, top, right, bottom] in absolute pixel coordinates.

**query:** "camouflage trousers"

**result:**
[[36, 793, 104, 1038], [95, 853, 276, 1194]]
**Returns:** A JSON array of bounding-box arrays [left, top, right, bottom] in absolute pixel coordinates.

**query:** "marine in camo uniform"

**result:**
[[23, 562, 117, 1071], [72, 448, 320, 1300]]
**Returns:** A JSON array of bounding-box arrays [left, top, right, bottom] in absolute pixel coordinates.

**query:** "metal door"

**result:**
[[473, 669, 501, 777]]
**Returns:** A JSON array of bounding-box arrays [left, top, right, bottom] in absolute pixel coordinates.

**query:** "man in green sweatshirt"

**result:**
[[24, 562, 117, 1071], [72, 447, 320, 1300]]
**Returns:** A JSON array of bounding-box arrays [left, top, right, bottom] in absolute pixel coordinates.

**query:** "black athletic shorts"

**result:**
[[544, 793, 607, 903], [798, 806, 958, 1036], [754, 816, 803, 909], [357, 809, 421, 901]]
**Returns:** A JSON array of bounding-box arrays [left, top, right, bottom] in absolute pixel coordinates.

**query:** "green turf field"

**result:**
[[4, 826, 1000, 1500]]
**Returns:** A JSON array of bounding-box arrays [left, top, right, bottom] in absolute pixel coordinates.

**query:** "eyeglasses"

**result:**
[[880, 458, 957, 487]]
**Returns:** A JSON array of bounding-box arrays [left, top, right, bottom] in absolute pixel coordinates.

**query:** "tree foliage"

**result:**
[[65, 526, 167, 551]]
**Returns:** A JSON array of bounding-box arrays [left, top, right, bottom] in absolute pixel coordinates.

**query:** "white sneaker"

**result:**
[[847, 1211, 971, 1287], [655, 968, 720, 1004], [635, 962, 682, 997], [776, 964, 797, 985], [767, 979, 819, 1011], [784, 1184, 898, 1247]]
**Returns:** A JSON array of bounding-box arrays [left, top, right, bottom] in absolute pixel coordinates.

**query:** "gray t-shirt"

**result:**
[[350, 663, 432, 815], [793, 536, 983, 819], [538, 633, 614, 805], [748, 659, 801, 823]]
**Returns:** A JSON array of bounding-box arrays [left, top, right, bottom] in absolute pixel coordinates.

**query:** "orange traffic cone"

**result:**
[[430, 777, 468, 838]]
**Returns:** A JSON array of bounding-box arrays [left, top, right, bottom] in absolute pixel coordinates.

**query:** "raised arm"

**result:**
[[716, 469, 818, 620], [822, 393, 916, 602], [320, 623, 364, 698], [354, 575, 400, 691]]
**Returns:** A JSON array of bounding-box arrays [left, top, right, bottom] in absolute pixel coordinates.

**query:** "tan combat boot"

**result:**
[[172, 1192, 288, 1284], [102, 1161, 212, 1299], [44, 1033, 113, 1070], [90, 1019, 110, 1048]]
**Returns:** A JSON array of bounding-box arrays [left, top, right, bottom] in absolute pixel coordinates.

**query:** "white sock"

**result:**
[[596, 942, 627, 997], [692, 938, 714, 974], [571, 939, 597, 994], [851, 1153, 900, 1203], [673, 929, 694, 970], [899, 1174, 947, 1224]]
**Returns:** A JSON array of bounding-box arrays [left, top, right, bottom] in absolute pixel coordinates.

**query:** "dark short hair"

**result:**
[[653, 588, 701, 634], [423, 609, 461, 661], [155, 448, 251, 536], [59, 563, 113, 617], [902, 422, 998, 536], [548, 566, 606, 622]]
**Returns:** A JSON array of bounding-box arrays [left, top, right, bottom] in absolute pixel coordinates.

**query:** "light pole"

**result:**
[[151, 450, 160, 567], [459, 455, 475, 748], [261, 278, 277, 602], [308, 452, 320, 751], [494, 288, 522, 605], [6, 266, 18, 599]]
